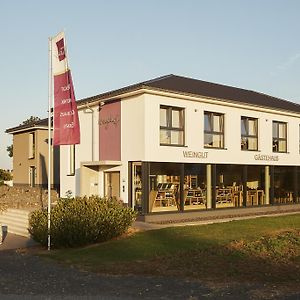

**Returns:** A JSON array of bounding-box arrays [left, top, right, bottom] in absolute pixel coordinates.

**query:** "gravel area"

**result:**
[[1, 250, 300, 299]]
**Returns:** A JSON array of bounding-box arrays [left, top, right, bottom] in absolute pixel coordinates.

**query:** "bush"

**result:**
[[28, 196, 137, 248]]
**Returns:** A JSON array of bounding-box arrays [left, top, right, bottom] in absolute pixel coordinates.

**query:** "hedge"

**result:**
[[28, 196, 137, 248]]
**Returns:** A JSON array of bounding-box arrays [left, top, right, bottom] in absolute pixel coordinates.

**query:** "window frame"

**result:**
[[241, 116, 258, 151], [272, 121, 287, 153], [160, 105, 185, 147], [28, 132, 35, 159], [67, 144, 76, 176], [204, 111, 225, 149]]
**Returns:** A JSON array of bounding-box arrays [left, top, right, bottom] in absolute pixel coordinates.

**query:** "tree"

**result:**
[[0, 169, 12, 181], [21, 116, 41, 126], [7, 145, 13, 158]]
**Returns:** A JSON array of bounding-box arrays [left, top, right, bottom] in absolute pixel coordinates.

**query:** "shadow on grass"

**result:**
[[43, 215, 300, 287]]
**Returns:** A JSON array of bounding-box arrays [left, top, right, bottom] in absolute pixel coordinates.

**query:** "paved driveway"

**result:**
[[0, 249, 210, 299], [1, 249, 300, 300]]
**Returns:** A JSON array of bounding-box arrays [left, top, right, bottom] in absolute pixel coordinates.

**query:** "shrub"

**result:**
[[28, 196, 137, 248]]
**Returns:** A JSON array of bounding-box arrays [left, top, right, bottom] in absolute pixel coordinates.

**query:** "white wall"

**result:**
[[143, 93, 300, 166], [60, 103, 99, 197], [60, 90, 300, 199], [120, 94, 145, 203]]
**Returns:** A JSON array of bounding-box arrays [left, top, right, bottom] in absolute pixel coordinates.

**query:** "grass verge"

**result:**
[[41, 214, 300, 295]]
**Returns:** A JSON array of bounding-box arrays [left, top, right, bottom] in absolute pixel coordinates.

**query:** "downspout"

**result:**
[[85, 103, 94, 161]]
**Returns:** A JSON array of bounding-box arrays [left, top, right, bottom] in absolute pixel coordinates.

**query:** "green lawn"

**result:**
[[43, 214, 300, 292]]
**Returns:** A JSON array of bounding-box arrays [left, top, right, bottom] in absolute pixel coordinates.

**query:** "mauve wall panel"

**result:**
[[99, 101, 121, 161]]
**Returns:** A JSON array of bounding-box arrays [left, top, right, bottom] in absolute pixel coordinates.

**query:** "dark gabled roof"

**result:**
[[6, 118, 49, 134], [78, 74, 300, 114], [6, 75, 300, 134]]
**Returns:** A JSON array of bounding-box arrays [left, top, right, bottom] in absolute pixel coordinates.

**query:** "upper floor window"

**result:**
[[241, 117, 258, 151], [160, 105, 184, 146], [68, 144, 75, 176], [204, 111, 224, 148], [28, 132, 35, 159], [272, 121, 287, 153]]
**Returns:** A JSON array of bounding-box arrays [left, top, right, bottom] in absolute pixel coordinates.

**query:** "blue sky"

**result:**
[[0, 0, 299, 169]]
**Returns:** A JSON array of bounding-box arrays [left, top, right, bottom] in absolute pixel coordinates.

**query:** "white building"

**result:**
[[60, 74, 300, 216]]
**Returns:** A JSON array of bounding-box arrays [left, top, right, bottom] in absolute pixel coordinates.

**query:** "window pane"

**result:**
[[172, 110, 181, 128], [241, 118, 247, 136], [212, 134, 223, 148], [160, 129, 170, 144], [273, 139, 279, 152], [160, 108, 167, 127], [212, 135, 220, 147], [278, 123, 286, 138], [248, 137, 257, 150], [171, 131, 183, 145], [273, 122, 278, 138], [248, 119, 257, 136], [279, 140, 286, 152], [213, 115, 220, 132], [205, 133, 223, 148], [204, 133, 213, 147], [241, 137, 247, 150], [204, 114, 211, 131]]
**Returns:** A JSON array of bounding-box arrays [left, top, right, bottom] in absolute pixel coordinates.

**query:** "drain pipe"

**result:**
[[85, 103, 94, 161]]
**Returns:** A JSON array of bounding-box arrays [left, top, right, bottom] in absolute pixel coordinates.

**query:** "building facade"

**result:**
[[59, 75, 300, 214], [6, 119, 60, 189]]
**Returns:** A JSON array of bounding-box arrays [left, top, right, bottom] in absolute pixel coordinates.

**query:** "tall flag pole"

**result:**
[[48, 32, 80, 250], [47, 38, 53, 251], [52, 32, 80, 146]]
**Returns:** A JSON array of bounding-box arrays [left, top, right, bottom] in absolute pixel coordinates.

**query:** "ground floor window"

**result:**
[[216, 165, 244, 208], [132, 162, 142, 211], [184, 164, 207, 210], [149, 163, 181, 213], [273, 167, 294, 204], [129, 162, 299, 214]]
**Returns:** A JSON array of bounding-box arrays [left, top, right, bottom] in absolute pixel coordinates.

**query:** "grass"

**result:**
[[41, 214, 300, 295]]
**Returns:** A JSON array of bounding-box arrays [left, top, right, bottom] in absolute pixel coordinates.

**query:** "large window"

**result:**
[[28, 132, 35, 159], [273, 121, 287, 153], [241, 117, 258, 151], [204, 112, 224, 148], [160, 105, 184, 146], [68, 145, 75, 176]]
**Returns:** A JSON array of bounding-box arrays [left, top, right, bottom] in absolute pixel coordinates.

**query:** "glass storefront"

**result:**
[[273, 167, 294, 204], [130, 162, 299, 214], [247, 165, 266, 206], [184, 164, 207, 210], [132, 162, 142, 211], [149, 163, 181, 213], [216, 165, 244, 208]]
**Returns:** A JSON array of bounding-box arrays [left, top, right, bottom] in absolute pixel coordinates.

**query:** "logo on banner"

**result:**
[[56, 38, 66, 61]]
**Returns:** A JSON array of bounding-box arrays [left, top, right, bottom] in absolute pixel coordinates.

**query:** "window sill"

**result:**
[[160, 144, 187, 147], [204, 147, 227, 150], [273, 151, 289, 154], [241, 149, 260, 152]]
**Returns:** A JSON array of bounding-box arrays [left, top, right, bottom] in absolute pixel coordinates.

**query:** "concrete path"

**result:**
[[132, 210, 300, 231], [0, 232, 38, 251]]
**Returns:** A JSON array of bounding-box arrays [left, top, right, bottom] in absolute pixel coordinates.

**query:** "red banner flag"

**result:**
[[51, 32, 80, 145]]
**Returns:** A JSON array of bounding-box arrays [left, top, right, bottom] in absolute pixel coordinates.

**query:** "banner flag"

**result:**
[[51, 32, 80, 145]]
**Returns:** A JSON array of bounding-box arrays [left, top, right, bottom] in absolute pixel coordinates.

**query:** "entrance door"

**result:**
[[89, 174, 99, 196], [29, 166, 36, 187], [104, 172, 120, 199]]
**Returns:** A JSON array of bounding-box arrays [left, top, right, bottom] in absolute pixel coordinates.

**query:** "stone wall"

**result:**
[[0, 185, 58, 212]]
